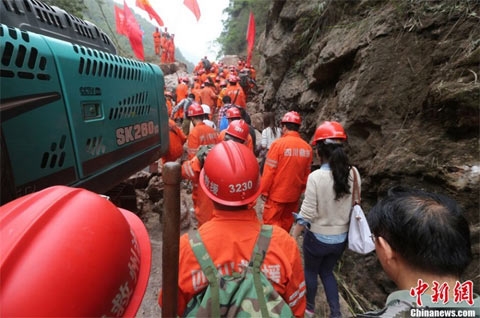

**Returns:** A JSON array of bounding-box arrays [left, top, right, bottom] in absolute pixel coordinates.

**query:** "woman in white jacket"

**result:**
[[259, 112, 282, 173], [292, 121, 360, 318]]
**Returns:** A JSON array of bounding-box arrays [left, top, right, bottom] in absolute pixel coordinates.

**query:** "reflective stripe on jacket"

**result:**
[[186, 122, 219, 159], [260, 131, 313, 202]]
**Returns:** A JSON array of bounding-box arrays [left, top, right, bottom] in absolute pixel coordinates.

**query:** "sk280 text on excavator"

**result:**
[[0, 0, 170, 206]]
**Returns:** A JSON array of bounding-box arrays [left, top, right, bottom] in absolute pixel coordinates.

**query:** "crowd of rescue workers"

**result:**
[[1, 52, 476, 317], [151, 53, 478, 318]]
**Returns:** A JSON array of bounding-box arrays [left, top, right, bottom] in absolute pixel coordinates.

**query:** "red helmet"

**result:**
[[225, 119, 249, 142], [200, 141, 261, 206], [312, 121, 347, 145], [226, 107, 242, 119], [187, 102, 204, 117], [0, 186, 151, 317], [281, 111, 302, 125]]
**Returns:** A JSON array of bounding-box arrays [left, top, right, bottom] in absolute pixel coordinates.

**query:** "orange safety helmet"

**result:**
[[226, 107, 242, 119], [187, 102, 204, 117], [0, 186, 151, 317], [281, 111, 302, 125], [200, 141, 261, 206], [225, 119, 249, 142], [312, 121, 347, 145]]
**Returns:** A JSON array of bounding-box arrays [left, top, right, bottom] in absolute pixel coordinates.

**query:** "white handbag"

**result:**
[[347, 168, 375, 254]]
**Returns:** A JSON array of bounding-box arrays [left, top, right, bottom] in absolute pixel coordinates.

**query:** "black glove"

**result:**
[[196, 145, 214, 167]]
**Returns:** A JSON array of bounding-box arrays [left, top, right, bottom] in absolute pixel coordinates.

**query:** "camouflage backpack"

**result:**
[[183, 225, 293, 317]]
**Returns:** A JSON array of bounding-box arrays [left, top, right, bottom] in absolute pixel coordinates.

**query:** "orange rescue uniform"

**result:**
[[260, 131, 313, 232], [181, 156, 214, 225], [161, 119, 186, 164], [158, 208, 307, 317], [224, 83, 246, 108], [176, 82, 189, 104], [186, 121, 219, 159], [153, 31, 161, 55]]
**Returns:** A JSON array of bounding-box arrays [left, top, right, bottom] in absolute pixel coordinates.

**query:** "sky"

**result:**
[[118, 0, 230, 63]]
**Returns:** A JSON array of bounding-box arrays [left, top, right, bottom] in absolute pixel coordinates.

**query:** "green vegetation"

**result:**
[[217, 0, 268, 59], [43, 0, 86, 18]]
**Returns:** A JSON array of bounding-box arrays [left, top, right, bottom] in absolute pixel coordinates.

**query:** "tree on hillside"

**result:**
[[43, 0, 86, 18], [217, 0, 267, 59]]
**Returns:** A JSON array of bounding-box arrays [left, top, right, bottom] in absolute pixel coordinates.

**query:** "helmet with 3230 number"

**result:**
[[0, 186, 151, 317], [312, 121, 347, 146], [281, 111, 302, 125], [200, 141, 261, 206]]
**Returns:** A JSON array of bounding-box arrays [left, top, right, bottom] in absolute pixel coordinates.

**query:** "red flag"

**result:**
[[246, 11, 256, 65], [123, 1, 144, 61], [136, 0, 164, 26], [114, 5, 127, 36], [183, 0, 201, 21]]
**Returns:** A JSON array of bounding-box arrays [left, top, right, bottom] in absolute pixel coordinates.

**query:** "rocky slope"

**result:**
[[255, 0, 479, 312]]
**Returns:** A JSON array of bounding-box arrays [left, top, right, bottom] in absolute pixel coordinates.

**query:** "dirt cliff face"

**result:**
[[257, 0, 479, 311]]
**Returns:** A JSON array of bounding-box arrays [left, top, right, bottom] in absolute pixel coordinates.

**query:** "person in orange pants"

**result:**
[[166, 34, 175, 63], [160, 32, 168, 63], [164, 91, 174, 117], [161, 118, 186, 164], [260, 111, 313, 233], [153, 27, 161, 56], [158, 141, 307, 317], [183, 102, 219, 226], [185, 103, 219, 159]]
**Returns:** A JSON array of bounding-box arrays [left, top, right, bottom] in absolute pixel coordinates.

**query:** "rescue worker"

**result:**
[[164, 91, 174, 117], [185, 102, 219, 160], [175, 77, 189, 104], [224, 75, 246, 108], [180, 119, 250, 226], [196, 80, 217, 116], [161, 118, 187, 164], [157, 141, 307, 317], [260, 111, 313, 232], [218, 107, 254, 151], [182, 103, 219, 226], [0, 186, 151, 317], [167, 33, 175, 63], [216, 79, 228, 108], [153, 27, 161, 56]]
